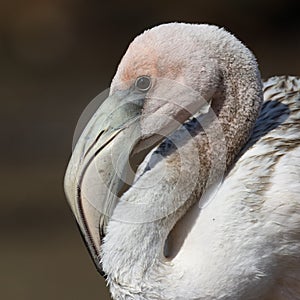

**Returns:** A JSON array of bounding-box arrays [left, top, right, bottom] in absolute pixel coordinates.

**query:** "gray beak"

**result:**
[[64, 89, 145, 275]]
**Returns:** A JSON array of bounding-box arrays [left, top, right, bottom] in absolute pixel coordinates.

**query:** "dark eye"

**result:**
[[135, 76, 152, 92]]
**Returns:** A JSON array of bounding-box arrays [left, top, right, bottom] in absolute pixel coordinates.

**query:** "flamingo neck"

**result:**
[[101, 49, 263, 299], [101, 123, 225, 298]]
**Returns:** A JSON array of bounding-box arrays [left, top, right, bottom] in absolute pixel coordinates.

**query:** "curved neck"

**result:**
[[101, 54, 263, 300], [101, 126, 207, 297]]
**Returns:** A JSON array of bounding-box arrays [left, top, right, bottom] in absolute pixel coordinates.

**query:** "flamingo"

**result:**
[[64, 23, 300, 299]]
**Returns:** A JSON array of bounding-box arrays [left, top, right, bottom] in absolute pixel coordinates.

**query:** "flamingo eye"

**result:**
[[135, 76, 152, 92]]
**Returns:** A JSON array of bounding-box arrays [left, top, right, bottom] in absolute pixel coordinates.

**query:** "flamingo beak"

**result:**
[[64, 88, 146, 275]]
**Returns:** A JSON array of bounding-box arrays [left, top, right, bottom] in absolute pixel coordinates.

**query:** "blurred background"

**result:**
[[1, 0, 299, 299]]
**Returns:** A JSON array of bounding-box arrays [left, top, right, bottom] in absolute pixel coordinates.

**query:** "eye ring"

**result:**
[[135, 76, 152, 92]]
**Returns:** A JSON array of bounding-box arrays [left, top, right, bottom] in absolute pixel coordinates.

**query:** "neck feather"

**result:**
[[101, 35, 263, 299]]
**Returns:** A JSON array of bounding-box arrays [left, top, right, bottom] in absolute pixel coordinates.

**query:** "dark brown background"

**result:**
[[1, 0, 299, 299]]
